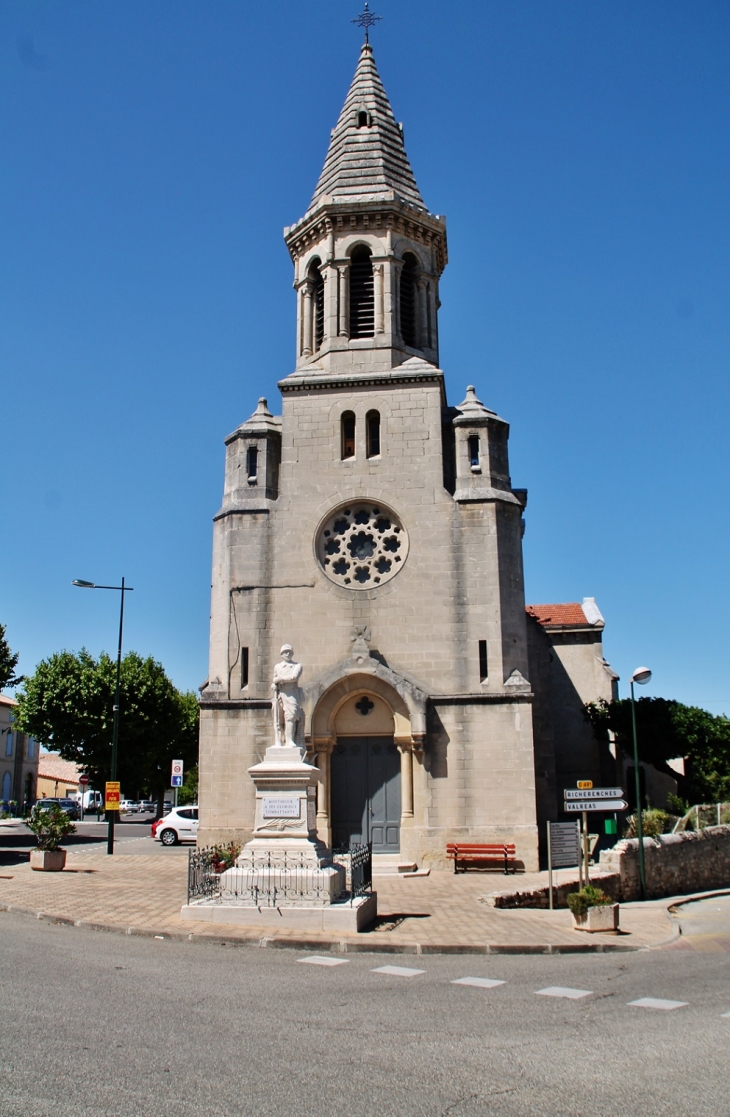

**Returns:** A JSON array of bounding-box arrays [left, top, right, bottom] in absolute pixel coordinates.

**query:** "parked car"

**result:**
[[120, 799, 139, 814], [32, 798, 80, 821], [152, 806, 199, 846], [138, 800, 156, 814]]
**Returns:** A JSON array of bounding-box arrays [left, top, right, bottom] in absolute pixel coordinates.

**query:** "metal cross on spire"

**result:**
[[351, 2, 382, 44]]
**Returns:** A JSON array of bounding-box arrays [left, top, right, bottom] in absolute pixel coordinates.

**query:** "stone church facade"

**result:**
[[198, 45, 617, 870]]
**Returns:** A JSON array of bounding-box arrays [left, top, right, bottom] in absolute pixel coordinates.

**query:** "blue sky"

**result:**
[[2, 1, 729, 713]]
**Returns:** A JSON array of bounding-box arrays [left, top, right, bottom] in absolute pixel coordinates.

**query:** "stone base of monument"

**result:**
[[180, 734, 377, 933], [181, 891, 377, 933]]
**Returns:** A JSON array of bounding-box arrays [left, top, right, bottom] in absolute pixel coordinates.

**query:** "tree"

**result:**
[[585, 697, 730, 803], [14, 649, 199, 798], [0, 623, 23, 690]]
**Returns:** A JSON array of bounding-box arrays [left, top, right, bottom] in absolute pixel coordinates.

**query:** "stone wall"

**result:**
[[598, 825, 730, 901]]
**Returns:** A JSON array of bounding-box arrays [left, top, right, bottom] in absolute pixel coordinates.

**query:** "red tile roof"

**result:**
[[38, 753, 82, 784], [526, 603, 591, 628]]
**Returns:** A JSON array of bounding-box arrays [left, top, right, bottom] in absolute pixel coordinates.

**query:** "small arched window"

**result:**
[[341, 411, 356, 460], [356, 110, 370, 128], [246, 445, 258, 482], [366, 410, 381, 458], [309, 259, 325, 351], [400, 253, 418, 348], [468, 435, 480, 471], [349, 246, 374, 338]]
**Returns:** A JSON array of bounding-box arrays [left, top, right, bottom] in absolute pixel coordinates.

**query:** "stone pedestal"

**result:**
[[181, 742, 378, 930]]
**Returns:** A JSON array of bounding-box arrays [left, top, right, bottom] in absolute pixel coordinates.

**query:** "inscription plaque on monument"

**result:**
[[262, 796, 301, 818]]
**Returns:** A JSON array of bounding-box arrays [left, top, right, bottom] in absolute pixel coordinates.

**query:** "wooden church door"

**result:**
[[331, 736, 401, 853]]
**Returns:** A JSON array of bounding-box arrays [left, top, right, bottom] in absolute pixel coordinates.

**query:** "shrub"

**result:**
[[567, 885, 612, 920], [623, 809, 677, 838], [24, 803, 76, 851]]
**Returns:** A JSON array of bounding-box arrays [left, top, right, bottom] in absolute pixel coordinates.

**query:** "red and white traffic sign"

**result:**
[[79, 775, 89, 786]]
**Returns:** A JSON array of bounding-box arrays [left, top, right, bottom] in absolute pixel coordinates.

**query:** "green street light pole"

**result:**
[[629, 666, 652, 900], [72, 578, 134, 855]]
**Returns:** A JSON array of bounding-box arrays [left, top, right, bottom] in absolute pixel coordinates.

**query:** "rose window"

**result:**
[[316, 502, 409, 588]]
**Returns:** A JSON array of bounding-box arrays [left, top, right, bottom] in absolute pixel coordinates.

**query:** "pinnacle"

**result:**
[[308, 45, 426, 214]]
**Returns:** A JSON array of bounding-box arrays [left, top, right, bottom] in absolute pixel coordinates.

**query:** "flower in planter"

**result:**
[[24, 803, 76, 851], [567, 885, 612, 921]]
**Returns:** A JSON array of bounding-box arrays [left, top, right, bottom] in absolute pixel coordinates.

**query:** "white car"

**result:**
[[120, 799, 139, 814], [153, 806, 199, 846]]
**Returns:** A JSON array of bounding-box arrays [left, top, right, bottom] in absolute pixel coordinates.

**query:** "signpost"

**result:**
[[547, 821, 581, 909], [171, 759, 184, 806], [563, 786, 626, 885]]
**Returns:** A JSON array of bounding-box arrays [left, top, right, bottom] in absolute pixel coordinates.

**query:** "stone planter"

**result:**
[[30, 849, 67, 872], [572, 902, 619, 933]]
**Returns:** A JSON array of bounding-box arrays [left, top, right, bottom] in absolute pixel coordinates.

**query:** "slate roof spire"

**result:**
[[309, 43, 427, 214]]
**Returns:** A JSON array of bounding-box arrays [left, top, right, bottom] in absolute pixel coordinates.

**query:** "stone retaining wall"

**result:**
[[482, 873, 620, 909], [598, 825, 730, 901]]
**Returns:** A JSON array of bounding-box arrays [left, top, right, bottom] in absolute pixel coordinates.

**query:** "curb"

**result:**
[[666, 888, 730, 916], [0, 899, 645, 954]]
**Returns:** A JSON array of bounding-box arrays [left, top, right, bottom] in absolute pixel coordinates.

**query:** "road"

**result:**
[[0, 818, 187, 866], [0, 902, 728, 1117]]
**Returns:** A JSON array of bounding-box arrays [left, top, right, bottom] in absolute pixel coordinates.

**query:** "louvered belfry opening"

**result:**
[[349, 246, 375, 338], [400, 253, 418, 348], [309, 260, 325, 351]]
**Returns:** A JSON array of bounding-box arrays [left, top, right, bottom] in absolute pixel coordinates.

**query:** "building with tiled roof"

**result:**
[[37, 751, 83, 800], [525, 598, 619, 834]]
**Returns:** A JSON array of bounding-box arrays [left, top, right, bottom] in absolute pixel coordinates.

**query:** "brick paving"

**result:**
[[0, 852, 678, 953]]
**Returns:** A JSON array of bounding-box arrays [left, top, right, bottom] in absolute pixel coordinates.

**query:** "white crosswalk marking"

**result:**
[[451, 977, 506, 989], [535, 986, 593, 1000], [371, 965, 425, 978], [298, 956, 349, 967], [628, 998, 688, 1011]]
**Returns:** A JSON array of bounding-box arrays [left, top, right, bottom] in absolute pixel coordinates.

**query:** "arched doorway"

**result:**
[[331, 693, 399, 853], [309, 665, 426, 855]]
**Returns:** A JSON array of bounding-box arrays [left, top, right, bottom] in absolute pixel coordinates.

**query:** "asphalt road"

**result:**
[[0, 819, 188, 865], [1, 905, 728, 1117]]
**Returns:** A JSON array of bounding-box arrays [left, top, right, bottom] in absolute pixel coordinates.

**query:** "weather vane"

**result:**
[[351, 2, 382, 44]]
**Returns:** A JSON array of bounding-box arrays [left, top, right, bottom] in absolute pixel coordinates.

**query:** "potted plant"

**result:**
[[25, 803, 76, 871], [567, 884, 619, 933]]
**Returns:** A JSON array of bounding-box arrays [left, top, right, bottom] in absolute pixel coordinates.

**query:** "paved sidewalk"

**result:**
[[0, 851, 680, 953]]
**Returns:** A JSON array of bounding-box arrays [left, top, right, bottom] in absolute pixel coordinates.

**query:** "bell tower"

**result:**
[[284, 43, 447, 375]]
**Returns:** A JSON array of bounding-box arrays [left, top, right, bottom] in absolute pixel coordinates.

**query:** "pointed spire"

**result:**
[[309, 44, 426, 214]]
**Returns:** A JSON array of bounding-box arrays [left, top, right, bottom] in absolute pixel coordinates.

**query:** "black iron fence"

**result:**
[[188, 842, 373, 906], [333, 841, 372, 901]]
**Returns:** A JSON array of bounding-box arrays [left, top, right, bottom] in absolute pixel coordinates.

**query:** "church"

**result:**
[[198, 43, 618, 870]]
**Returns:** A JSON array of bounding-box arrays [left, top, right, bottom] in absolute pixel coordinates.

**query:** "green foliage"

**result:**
[[24, 803, 76, 850], [567, 885, 612, 919], [666, 792, 690, 816], [585, 697, 730, 804], [14, 650, 199, 796], [0, 622, 23, 690], [623, 809, 677, 838], [177, 764, 199, 806]]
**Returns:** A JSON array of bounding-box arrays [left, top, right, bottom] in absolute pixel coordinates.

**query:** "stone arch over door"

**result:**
[[309, 674, 419, 850]]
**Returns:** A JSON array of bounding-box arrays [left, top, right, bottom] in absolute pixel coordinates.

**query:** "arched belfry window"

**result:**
[[349, 246, 374, 339], [356, 110, 371, 128], [309, 259, 325, 352], [366, 410, 381, 458], [341, 412, 356, 460], [400, 253, 419, 348]]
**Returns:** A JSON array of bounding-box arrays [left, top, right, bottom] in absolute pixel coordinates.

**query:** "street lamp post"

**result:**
[[72, 578, 134, 855], [629, 666, 652, 900]]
